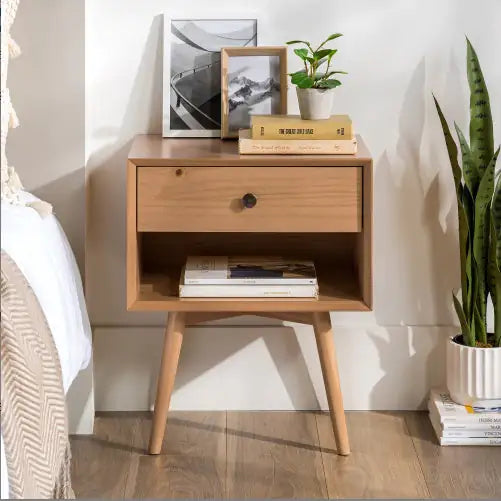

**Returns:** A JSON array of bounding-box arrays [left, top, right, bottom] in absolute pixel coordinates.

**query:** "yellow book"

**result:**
[[238, 129, 357, 155], [251, 114, 352, 140]]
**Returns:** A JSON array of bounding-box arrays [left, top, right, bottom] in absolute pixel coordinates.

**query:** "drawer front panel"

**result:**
[[137, 166, 362, 232]]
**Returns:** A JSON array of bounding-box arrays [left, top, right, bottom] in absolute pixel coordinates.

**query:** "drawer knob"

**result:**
[[242, 193, 257, 209]]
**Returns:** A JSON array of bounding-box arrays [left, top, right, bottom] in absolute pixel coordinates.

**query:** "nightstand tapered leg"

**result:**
[[149, 311, 185, 454], [312, 311, 350, 455]]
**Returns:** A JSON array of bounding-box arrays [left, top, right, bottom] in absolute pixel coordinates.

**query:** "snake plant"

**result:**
[[434, 38, 500, 347]]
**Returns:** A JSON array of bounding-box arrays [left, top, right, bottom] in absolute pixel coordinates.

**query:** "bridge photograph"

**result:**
[[166, 19, 257, 135]]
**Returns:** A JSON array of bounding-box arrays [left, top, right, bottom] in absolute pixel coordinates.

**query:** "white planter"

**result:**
[[296, 87, 335, 120], [446, 335, 501, 407]]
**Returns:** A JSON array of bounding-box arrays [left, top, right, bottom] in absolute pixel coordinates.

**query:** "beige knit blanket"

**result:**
[[1, 251, 74, 499]]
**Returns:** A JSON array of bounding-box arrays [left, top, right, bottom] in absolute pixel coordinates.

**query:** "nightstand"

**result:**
[[127, 135, 373, 456]]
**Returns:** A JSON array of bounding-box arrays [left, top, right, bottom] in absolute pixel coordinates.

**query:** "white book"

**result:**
[[428, 403, 501, 437], [429, 388, 501, 426], [184, 256, 317, 285], [179, 282, 318, 298], [429, 408, 501, 445]]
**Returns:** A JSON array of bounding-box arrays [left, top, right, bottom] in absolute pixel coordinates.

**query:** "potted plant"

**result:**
[[434, 38, 500, 407], [286, 34, 347, 120]]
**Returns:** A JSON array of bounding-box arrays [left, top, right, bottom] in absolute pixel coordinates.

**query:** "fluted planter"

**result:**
[[446, 336, 501, 407]]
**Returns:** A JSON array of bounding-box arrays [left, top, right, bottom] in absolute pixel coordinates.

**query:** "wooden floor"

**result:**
[[70, 411, 501, 499]]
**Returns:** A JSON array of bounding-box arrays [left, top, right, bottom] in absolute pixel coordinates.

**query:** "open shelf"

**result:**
[[128, 232, 370, 312]]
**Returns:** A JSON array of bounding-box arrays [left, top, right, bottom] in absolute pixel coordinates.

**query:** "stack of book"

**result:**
[[428, 388, 501, 446], [179, 256, 318, 298], [238, 114, 357, 155]]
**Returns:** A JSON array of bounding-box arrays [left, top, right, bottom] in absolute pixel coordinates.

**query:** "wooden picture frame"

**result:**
[[221, 46, 288, 139]]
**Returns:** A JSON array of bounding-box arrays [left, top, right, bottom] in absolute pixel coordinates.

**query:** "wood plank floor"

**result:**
[[71, 411, 501, 499]]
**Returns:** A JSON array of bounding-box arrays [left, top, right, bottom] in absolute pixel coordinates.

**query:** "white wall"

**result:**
[[9, 0, 93, 433], [86, 0, 501, 411]]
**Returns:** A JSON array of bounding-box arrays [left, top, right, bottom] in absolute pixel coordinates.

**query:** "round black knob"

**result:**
[[242, 193, 257, 209]]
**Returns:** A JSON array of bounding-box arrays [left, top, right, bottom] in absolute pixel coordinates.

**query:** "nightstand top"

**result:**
[[129, 134, 371, 167]]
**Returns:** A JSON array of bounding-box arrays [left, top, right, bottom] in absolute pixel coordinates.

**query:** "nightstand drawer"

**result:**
[[137, 166, 362, 232]]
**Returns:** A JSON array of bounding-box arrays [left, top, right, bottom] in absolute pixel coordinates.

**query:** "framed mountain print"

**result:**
[[221, 46, 288, 139], [163, 17, 257, 137]]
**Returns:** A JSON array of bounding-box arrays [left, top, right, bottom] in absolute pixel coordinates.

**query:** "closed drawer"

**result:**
[[137, 166, 362, 232]]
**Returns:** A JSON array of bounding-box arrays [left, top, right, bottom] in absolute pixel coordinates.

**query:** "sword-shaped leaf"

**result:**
[[455, 123, 480, 196], [434, 96, 462, 193], [467, 38, 494, 178], [474, 302, 487, 345], [453, 293, 474, 346], [434, 97, 469, 314], [492, 170, 501, 271], [473, 148, 499, 325], [488, 216, 501, 346]]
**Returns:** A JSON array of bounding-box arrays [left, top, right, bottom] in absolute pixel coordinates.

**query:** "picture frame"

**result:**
[[221, 46, 288, 139], [163, 17, 258, 138]]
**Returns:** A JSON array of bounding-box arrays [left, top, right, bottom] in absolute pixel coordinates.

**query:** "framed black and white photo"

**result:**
[[163, 18, 257, 137], [221, 47, 287, 139]]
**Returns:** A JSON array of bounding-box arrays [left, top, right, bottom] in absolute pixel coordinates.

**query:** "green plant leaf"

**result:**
[[453, 292, 474, 346], [324, 33, 343, 42], [455, 123, 480, 196], [291, 71, 314, 88], [323, 70, 348, 78], [467, 38, 494, 178], [434, 96, 469, 314], [473, 147, 499, 328], [293, 48, 309, 60], [433, 96, 462, 193], [488, 215, 501, 346], [316, 79, 342, 89], [474, 302, 487, 345], [317, 33, 343, 50], [314, 48, 337, 61], [492, 169, 501, 271]]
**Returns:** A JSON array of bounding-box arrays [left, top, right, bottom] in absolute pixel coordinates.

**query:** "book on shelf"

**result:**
[[179, 281, 319, 298], [180, 256, 319, 298], [184, 256, 317, 285], [428, 388, 501, 446], [251, 114, 352, 140], [238, 129, 357, 155]]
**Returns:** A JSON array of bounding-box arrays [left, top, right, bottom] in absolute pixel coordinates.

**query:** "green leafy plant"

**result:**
[[286, 34, 347, 89], [434, 38, 500, 348]]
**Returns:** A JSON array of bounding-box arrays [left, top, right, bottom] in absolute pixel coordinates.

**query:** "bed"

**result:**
[[0, 191, 92, 499]]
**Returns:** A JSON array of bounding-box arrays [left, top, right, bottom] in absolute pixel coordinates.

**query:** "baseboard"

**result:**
[[93, 323, 454, 412]]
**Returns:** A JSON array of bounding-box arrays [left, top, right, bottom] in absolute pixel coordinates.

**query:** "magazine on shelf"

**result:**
[[184, 256, 317, 285]]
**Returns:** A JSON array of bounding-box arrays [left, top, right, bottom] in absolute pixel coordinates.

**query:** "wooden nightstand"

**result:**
[[127, 135, 373, 456]]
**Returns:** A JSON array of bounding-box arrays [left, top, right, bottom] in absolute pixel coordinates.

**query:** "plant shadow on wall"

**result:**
[[89, 16, 320, 411], [369, 57, 458, 409]]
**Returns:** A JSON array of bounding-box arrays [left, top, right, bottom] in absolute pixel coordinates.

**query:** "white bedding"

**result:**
[[1, 192, 92, 499]]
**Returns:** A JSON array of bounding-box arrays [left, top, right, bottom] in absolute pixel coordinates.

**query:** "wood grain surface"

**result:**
[[316, 411, 430, 499], [71, 411, 500, 499], [226, 411, 327, 498], [137, 166, 362, 233], [128, 134, 372, 166], [405, 412, 501, 499]]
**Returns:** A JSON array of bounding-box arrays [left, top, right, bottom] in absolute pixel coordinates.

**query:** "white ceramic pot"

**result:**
[[446, 335, 501, 407], [296, 87, 335, 120]]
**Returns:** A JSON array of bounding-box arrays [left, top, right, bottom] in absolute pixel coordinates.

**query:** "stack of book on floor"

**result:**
[[428, 388, 501, 446], [179, 256, 318, 298], [238, 114, 357, 155]]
